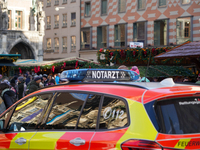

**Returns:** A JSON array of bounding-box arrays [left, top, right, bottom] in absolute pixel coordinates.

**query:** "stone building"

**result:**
[[42, 0, 80, 61], [0, 0, 44, 62]]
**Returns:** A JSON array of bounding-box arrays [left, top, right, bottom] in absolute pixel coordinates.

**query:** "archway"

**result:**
[[9, 42, 35, 59]]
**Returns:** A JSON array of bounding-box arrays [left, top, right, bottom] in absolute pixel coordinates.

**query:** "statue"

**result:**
[[38, 2, 44, 35], [2, 11, 8, 30]]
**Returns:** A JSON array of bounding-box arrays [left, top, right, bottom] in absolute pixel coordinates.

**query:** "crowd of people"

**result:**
[[0, 72, 66, 114]]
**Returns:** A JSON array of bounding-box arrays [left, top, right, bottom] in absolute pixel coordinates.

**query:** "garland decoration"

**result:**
[[97, 41, 191, 65]]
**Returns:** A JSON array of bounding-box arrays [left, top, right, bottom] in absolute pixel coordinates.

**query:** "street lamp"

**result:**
[[55, 7, 65, 11]]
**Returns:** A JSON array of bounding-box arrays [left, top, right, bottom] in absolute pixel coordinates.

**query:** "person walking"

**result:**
[[42, 74, 49, 87], [55, 73, 60, 85], [27, 77, 41, 94], [17, 77, 24, 100], [0, 83, 17, 109]]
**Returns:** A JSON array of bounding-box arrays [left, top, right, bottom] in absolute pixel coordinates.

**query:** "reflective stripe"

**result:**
[[174, 139, 191, 149], [115, 99, 158, 149]]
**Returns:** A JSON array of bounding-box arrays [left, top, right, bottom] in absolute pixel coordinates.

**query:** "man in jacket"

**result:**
[[27, 77, 41, 94], [18, 77, 24, 100], [0, 83, 16, 109], [42, 74, 49, 87]]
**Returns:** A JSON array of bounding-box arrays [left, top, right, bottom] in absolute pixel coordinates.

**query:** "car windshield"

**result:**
[[155, 97, 200, 134]]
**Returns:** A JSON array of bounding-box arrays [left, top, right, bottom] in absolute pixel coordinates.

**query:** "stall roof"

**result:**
[[155, 41, 200, 59], [14, 57, 99, 66]]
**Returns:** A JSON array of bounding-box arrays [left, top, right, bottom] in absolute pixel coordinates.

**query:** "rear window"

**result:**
[[155, 97, 200, 134]]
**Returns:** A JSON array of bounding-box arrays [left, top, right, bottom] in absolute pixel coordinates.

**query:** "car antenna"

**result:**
[[144, 48, 151, 82]]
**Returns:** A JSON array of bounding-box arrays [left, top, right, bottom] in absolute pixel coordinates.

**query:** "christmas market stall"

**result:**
[[0, 54, 21, 76], [13, 57, 100, 74], [97, 41, 195, 78]]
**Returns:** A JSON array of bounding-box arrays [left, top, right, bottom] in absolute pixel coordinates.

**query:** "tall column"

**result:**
[[1, 34, 8, 54], [109, 25, 114, 48], [147, 21, 154, 46], [193, 16, 200, 42], [127, 23, 133, 46], [169, 19, 177, 45], [37, 36, 43, 62], [92, 27, 97, 49]]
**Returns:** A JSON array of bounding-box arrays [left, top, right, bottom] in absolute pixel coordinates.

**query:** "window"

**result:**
[[77, 95, 101, 129], [114, 24, 125, 47], [47, 16, 51, 29], [133, 22, 146, 46], [8, 94, 52, 132], [54, 38, 59, 52], [85, 2, 91, 17], [154, 20, 167, 46], [46, 38, 51, 50], [45, 93, 88, 129], [55, 0, 59, 5], [8, 10, 12, 30], [54, 15, 59, 28], [71, 13, 76, 26], [71, 36, 76, 51], [71, 0, 76, 2], [97, 26, 107, 49], [62, 37, 67, 52], [15, 11, 22, 29], [159, 0, 166, 6], [47, 0, 51, 6], [81, 28, 91, 49], [138, 0, 145, 10], [182, 0, 190, 4], [176, 17, 191, 44], [99, 96, 128, 129], [63, 0, 67, 3], [118, 0, 126, 12], [155, 97, 200, 134], [63, 14, 67, 27], [101, 0, 107, 15]]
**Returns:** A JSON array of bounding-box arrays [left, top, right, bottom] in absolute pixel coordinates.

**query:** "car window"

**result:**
[[8, 94, 52, 132], [77, 94, 101, 129], [155, 97, 200, 134], [99, 96, 128, 129], [45, 92, 88, 130]]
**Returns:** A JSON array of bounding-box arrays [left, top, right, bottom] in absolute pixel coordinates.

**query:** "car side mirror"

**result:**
[[0, 119, 5, 130]]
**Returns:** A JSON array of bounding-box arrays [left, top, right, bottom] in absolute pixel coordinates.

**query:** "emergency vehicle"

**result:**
[[0, 69, 200, 150]]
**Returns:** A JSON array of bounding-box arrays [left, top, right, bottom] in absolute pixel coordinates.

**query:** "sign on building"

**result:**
[[130, 42, 144, 48]]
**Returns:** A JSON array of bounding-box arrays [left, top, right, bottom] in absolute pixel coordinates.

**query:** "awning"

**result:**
[[0, 59, 16, 66], [155, 41, 200, 59]]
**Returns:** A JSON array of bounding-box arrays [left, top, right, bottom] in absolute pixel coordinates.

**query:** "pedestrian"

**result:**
[[42, 74, 49, 87], [55, 73, 60, 85], [118, 65, 128, 70], [48, 79, 55, 86], [130, 66, 140, 75], [27, 76, 41, 94], [17, 77, 24, 100], [25, 75, 31, 85], [0, 83, 17, 109]]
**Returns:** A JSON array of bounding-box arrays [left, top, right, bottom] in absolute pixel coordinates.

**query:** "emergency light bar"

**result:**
[[60, 69, 140, 82]]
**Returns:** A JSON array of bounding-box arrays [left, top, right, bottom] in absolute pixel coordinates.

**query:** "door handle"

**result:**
[[70, 137, 86, 146], [15, 137, 27, 145]]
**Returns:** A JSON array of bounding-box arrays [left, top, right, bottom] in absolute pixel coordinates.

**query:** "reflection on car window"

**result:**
[[8, 94, 52, 132], [46, 92, 88, 130], [77, 94, 101, 129], [99, 96, 128, 129], [155, 97, 200, 134]]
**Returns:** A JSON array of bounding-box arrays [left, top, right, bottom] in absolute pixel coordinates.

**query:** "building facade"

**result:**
[[80, 0, 200, 61], [43, 0, 80, 60], [0, 0, 44, 61]]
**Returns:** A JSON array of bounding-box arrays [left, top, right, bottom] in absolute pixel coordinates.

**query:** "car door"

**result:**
[[89, 96, 129, 150], [0, 93, 53, 150], [29, 92, 101, 150]]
